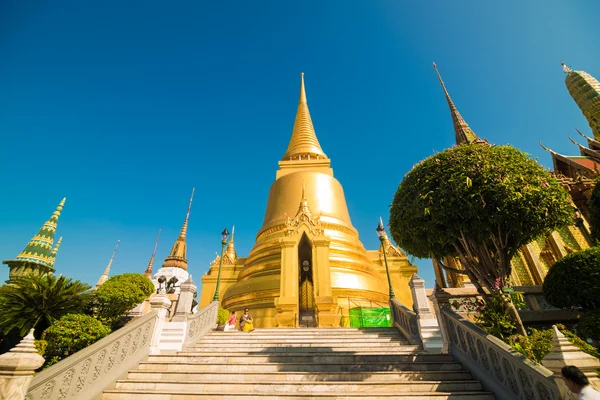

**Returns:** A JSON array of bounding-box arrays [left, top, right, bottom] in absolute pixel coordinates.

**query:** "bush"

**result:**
[[217, 308, 229, 325], [43, 314, 111, 367], [95, 273, 155, 326], [579, 311, 600, 341], [473, 289, 518, 341], [543, 247, 600, 311], [35, 339, 47, 358]]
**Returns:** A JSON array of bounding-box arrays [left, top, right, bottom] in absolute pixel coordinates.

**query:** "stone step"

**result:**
[[138, 361, 466, 373], [150, 353, 454, 364], [113, 379, 484, 394], [198, 337, 406, 343], [126, 370, 474, 382], [206, 328, 398, 335], [189, 347, 423, 354], [103, 390, 496, 399]]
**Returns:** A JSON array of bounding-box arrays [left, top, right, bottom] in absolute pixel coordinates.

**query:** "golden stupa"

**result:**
[[200, 74, 417, 327]]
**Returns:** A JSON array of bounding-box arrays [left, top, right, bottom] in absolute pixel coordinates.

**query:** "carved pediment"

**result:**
[[284, 210, 324, 237]]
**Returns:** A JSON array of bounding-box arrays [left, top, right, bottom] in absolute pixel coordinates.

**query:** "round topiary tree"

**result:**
[[543, 247, 600, 311], [43, 314, 111, 366], [95, 273, 155, 326], [390, 144, 574, 334], [578, 310, 600, 342]]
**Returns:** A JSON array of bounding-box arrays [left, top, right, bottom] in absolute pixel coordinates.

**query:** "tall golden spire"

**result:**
[[144, 228, 162, 278], [225, 226, 236, 261], [562, 62, 600, 141], [96, 240, 120, 288], [282, 73, 328, 160], [162, 188, 195, 271], [433, 63, 485, 145]]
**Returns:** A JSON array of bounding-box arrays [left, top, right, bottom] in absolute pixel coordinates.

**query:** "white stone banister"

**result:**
[[440, 307, 560, 400], [388, 298, 421, 345], [182, 301, 219, 351], [25, 311, 158, 400]]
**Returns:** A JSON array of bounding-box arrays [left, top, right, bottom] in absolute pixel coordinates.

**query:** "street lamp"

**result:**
[[212, 228, 230, 302], [376, 217, 396, 299]]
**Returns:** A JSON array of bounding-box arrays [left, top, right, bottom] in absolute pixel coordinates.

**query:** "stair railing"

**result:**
[[389, 298, 422, 345], [181, 301, 219, 351]]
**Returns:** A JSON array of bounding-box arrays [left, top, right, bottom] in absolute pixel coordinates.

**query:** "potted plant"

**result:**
[[216, 307, 229, 331]]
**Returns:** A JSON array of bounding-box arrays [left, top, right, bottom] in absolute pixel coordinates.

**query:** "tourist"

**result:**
[[561, 365, 600, 399], [224, 311, 237, 332], [240, 308, 255, 332]]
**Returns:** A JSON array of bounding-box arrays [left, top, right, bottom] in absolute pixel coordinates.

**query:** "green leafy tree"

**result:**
[[390, 144, 573, 334], [94, 273, 155, 326], [542, 247, 600, 311], [217, 308, 229, 325], [43, 314, 111, 367], [0, 274, 91, 339], [578, 311, 600, 342], [587, 178, 600, 244]]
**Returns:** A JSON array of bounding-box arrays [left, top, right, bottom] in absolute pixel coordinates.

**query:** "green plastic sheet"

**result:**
[[348, 307, 392, 328]]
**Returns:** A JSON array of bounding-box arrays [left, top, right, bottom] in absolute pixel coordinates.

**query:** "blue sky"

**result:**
[[1, 1, 599, 292]]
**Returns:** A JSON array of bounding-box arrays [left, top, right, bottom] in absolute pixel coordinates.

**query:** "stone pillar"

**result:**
[[429, 283, 451, 354], [149, 291, 173, 355], [172, 275, 197, 322], [542, 325, 600, 398], [409, 274, 443, 353], [0, 329, 45, 400]]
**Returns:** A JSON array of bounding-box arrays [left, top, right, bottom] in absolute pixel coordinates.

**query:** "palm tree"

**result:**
[[0, 274, 91, 338]]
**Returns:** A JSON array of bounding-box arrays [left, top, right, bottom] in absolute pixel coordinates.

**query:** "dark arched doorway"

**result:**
[[298, 234, 316, 327]]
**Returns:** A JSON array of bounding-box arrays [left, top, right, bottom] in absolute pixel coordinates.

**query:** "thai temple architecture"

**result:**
[[431, 63, 593, 289], [200, 74, 417, 328], [94, 240, 120, 288], [3, 198, 66, 279]]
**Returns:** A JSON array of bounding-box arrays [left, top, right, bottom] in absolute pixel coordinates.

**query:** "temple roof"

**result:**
[[3, 198, 66, 271], [163, 188, 194, 271], [576, 128, 600, 151], [433, 63, 488, 146], [282, 73, 328, 161], [540, 142, 598, 177], [563, 63, 600, 141]]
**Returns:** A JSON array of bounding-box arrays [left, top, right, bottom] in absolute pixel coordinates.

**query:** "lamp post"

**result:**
[[212, 228, 230, 302], [376, 217, 395, 299]]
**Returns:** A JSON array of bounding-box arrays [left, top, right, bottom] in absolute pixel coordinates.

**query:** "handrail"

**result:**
[[389, 298, 421, 345], [182, 301, 219, 351], [440, 307, 560, 400], [26, 311, 158, 400]]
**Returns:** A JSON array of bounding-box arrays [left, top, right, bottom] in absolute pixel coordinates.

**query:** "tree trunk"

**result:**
[[505, 295, 527, 336]]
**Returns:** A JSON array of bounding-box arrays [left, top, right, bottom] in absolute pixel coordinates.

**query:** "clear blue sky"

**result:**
[[1, 1, 599, 292]]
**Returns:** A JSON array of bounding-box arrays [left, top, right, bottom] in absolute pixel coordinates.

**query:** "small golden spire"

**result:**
[[433, 63, 484, 145], [180, 187, 195, 239], [282, 73, 328, 160], [96, 240, 120, 288], [163, 188, 195, 271], [561, 62, 572, 74], [226, 226, 237, 260], [144, 228, 162, 278]]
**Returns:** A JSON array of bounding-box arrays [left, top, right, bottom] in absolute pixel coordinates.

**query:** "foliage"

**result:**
[[473, 286, 518, 340], [507, 328, 553, 363], [542, 247, 600, 311], [35, 339, 47, 358], [508, 324, 600, 363], [43, 314, 111, 367], [588, 178, 600, 244], [94, 273, 155, 326], [216, 308, 229, 325], [0, 274, 91, 338], [579, 310, 600, 341], [390, 144, 573, 293]]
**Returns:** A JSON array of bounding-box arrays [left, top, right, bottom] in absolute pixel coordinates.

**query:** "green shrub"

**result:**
[[473, 290, 518, 341], [34, 339, 47, 358], [43, 314, 111, 367], [95, 273, 155, 326], [543, 247, 600, 311], [216, 308, 229, 325], [579, 311, 600, 341]]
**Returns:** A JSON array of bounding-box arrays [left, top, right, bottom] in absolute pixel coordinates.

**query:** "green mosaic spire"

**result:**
[[3, 198, 66, 276], [563, 63, 600, 141], [47, 236, 63, 268]]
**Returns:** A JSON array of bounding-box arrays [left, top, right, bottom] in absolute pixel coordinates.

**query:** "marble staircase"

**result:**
[[102, 328, 495, 399]]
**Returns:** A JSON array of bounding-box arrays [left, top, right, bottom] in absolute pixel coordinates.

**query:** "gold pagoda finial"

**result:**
[[562, 62, 572, 74], [96, 240, 120, 288], [432, 62, 485, 145], [163, 188, 195, 271], [226, 226, 237, 260], [144, 228, 162, 278], [282, 73, 328, 160]]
